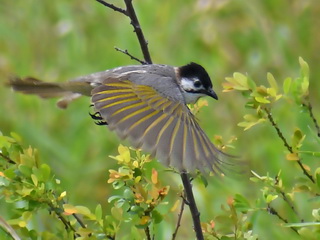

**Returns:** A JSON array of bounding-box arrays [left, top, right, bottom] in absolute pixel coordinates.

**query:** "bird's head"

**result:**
[[178, 62, 218, 104]]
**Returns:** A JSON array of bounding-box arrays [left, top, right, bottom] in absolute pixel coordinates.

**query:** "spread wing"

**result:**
[[91, 79, 224, 174]]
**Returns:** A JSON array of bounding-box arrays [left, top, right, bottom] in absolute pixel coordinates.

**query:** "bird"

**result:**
[[9, 62, 226, 174]]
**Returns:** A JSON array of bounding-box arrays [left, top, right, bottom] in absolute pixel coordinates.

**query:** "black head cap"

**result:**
[[179, 62, 213, 89]]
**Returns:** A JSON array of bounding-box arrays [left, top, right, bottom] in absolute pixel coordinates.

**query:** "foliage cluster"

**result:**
[[1, 58, 320, 239]]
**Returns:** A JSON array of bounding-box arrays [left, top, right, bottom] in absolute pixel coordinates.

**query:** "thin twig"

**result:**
[[274, 175, 303, 222], [123, 0, 152, 64], [48, 202, 79, 237], [267, 204, 299, 235], [180, 172, 204, 240], [95, 0, 127, 14], [264, 108, 292, 152], [60, 199, 87, 229], [72, 213, 86, 228], [279, 191, 303, 222], [264, 108, 315, 183], [115, 47, 147, 64], [96, 0, 152, 64], [303, 99, 320, 137], [172, 196, 186, 240], [0, 216, 21, 240], [0, 153, 16, 164]]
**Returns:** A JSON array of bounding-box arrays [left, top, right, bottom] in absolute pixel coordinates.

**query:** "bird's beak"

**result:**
[[207, 88, 218, 100]]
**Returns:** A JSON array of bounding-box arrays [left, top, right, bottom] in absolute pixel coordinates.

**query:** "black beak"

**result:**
[[206, 88, 218, 100]]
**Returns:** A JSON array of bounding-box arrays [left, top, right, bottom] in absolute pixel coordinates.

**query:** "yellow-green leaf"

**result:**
[[299, 57, 309, 79], [301, 76, 309, 96], [283, 77, 292, 94], [31, 174, 38, 186], [267, 87, 277, 98], [234, 72, 248, 87], [266, 194, 278, 203], [95, 204, 102, 222], [286, 153, 299, 161], [255, 96, 270, 103], [151, 168, 158, 184], [267, 73, 278, 93], [292, 128, 306, 151]]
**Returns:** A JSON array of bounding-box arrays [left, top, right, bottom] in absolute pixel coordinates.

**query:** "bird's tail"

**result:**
[[9, 77, 68, 98], [8, 76, 92, 108]]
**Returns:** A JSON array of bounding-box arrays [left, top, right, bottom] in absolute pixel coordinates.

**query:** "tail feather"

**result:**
[[9, 77, 68, 98], [8, 76, 92, 109]]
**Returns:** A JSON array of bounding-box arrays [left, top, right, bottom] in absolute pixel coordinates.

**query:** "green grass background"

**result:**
[[1, 0, 320, 239]]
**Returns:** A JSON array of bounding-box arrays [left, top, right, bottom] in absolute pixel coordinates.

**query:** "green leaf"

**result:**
[[283, 77, 292, 94], [108, 195, 123, 203], [255, 96, 270, 103], [299, 57, 310, 96], [292, 128, 306, 151], [3, 168, 15, 179], [234, 72, 248, 86], [312, 208, 320, 221], [299, 57, 309, 79], [267, 87, 277, 97], [266, 194, 278, 203], [95, 204, 102, 222], [198, 175, 208, 188], [234, 194, 251, 213], [238, 114, 266, 131], [18, 165, 32, 177], [151, 210, 163, 224], [115, 199, 126, 208], [129, 206, 144, 214], [10, 132, 22, 143], [247, 76, 257, 90], [267, 73, 278, 93], [315, 168, 320, 188], [111, 207, 123, 221], [301, 77, 309, 96], [39, 164, 50, 182], [0, 176, 10, 187], [225, 72, 250, 90], [31, 174, 38, 186], [112, 180, 125, 190]]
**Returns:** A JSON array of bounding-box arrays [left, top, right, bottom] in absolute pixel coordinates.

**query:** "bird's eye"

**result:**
[[194, 81, 201, 88]]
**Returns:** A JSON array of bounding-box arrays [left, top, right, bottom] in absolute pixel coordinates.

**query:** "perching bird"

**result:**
[[9, 62, 226, 174]]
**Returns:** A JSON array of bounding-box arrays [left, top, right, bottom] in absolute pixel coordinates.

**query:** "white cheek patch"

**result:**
[[181, 77, 198, 91], [180, 77, 206, 104]]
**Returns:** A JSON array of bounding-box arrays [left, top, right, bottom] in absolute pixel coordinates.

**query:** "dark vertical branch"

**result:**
[[180, 172, 204, 240], [96, 1, 202, 239], [124, 0, 152, 64], [96, 0, 152, 64]]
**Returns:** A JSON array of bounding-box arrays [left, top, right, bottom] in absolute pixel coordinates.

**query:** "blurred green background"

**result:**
[[1, 0, 320, 239]]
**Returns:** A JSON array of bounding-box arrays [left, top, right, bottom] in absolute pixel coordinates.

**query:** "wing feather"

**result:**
[[91, 78, 225, 173]]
